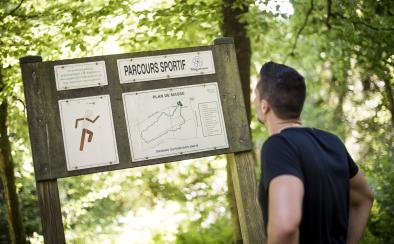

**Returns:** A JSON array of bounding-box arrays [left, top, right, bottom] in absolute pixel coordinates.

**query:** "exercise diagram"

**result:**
[[75, 112, 100, 151]]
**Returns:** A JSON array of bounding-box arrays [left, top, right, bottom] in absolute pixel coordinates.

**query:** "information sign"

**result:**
[[122, 82, 228, 161], [54, 61, 108, 90], [117, 51, 215, 83], [58, 95, 119, 170]]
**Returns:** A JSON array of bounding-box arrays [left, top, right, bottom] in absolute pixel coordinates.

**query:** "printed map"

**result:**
[[123, 83, 228, 161]]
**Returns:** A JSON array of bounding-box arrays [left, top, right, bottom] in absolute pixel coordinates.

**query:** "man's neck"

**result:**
[[266, 118, 303, 136]]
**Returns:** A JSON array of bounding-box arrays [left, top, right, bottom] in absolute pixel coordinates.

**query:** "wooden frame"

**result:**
[[19, 37, 264, 243]]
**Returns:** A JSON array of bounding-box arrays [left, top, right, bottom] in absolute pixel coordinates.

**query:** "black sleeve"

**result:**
[[261, 135, 304, 188], [346, 150, 359, 178]]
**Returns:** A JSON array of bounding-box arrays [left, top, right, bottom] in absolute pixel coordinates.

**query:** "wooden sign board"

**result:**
[[20, 40, 252, 181]]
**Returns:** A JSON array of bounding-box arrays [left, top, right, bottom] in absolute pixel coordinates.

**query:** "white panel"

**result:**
[[59, 95, 119, 170], [123, 82, 228, 161], [54, 61, 108, 90], [117, 51, 215, 83]]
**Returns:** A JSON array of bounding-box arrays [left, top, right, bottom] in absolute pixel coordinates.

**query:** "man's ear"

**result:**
[[261, 99, 270, 114]]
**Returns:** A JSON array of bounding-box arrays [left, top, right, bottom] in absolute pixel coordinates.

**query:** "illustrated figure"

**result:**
[[75, 110, 100, 151], [254, 62, 373, 244], [192, 55, 202, 68]]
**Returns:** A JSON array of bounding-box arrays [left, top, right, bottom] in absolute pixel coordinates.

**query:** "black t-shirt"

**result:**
[[258, 127, 358, 244]]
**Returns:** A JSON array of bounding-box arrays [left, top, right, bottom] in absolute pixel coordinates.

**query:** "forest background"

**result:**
[[0, 0, 393, 243]]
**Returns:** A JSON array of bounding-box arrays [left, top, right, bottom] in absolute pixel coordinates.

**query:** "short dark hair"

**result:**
[[256, 61, 306, 119]]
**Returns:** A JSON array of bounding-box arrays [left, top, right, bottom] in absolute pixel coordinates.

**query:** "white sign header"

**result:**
[[54, 61, 108, 91], [117, 51, 215, 83]]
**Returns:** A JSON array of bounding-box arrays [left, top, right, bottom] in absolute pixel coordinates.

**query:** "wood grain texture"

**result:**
[[20, 58, 52, 180], [229, 151, 266, 244], [36, 180, 65, 244], [213, 39, 264, 243], [20, 44, 253, 180], [20, 57, 66, 244]]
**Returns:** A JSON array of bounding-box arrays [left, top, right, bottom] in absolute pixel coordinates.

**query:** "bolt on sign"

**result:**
[[20, 41, 252, 180], [20, 38, 264, 244]]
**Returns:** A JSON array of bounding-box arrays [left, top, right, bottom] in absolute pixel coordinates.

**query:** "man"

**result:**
[[254, 62, 373, 244]]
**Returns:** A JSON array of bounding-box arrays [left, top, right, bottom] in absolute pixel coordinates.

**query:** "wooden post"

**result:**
[[213, 37, 265, 243], [36, 180, 66, 244], [229, 151, 266, 243], [19, 56, 66, 244]]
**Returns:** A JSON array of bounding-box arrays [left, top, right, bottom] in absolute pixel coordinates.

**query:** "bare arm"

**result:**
[[267, 175, 304, 244], [347, 171, 374, 244]]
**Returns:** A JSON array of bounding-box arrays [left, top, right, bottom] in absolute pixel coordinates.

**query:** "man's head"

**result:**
[[254, 61, 306, 123]]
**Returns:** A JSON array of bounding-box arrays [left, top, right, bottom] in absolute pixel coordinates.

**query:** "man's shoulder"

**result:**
[[281, 127, 342, 142], [263, 127, 345, 153], [262, 127, 345, 150], [261, 133, 295, 155], [307, 127, 344, 143], [262, 133, 286, 149]]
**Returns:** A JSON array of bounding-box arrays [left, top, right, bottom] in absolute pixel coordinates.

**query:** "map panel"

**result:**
[[123, 83, 228, 161]]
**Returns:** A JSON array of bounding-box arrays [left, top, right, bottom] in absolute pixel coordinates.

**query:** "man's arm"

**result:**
[[347, 171, 374, 244], [267, 175, 304, 244]]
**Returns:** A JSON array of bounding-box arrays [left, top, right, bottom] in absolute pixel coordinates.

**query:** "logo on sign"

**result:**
[[191, 55, 207, 72], [192, 56, 202, 68]]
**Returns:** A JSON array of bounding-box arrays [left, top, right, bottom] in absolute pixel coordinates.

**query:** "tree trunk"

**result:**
[[383, 78, 394, 128], [221, 1, 253, 243], [0, 180, 11, 243], [0, 67, 26, 243], [222, 0, 252, 123]]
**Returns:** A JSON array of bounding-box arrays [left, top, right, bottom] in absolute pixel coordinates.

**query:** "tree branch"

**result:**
[[330, 12, 394, 32], [7, 0, 25, 16], [354, 20, 394, 31], [383, 78, 394, 128], [326, 0, 332, 29], [10, 96, 26, 114], [8, 13, 41, 20], [284, 0, 314, 63]]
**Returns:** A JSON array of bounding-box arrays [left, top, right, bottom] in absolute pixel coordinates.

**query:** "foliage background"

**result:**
[[0, 0, 393, 243]]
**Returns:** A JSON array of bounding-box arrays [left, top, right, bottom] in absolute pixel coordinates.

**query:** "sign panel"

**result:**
[[21, 43, 252, 180], [123, 82, 228, 161], [54, 61, 108, 90], [58, 95, 119, 170], [117, 51, 215, 83]]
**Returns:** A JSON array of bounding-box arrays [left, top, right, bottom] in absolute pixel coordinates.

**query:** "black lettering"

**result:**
[[136, 64, 141, 74], [172, 61, 177, 71], [141, 63, 146, 74], [132, 65, 137, 75], [176, 60, 182, 70], [154, 63, 159, 73], [149, 63, 155, 74], [160, 62, 165, 72], [124, 65, 129, 76], [182, 60, 186, 70]]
